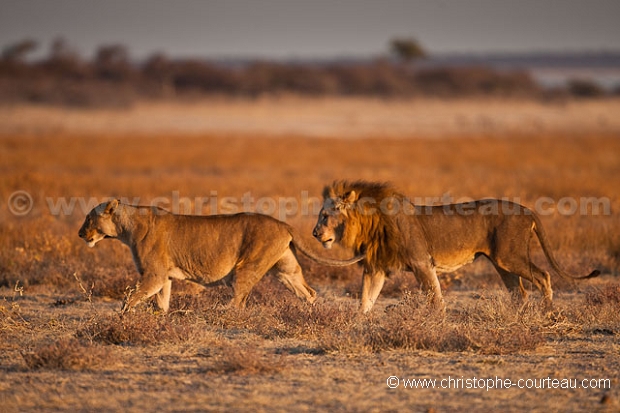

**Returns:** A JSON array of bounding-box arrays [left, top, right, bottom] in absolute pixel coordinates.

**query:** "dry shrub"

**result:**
[[579, 284, 620, 333], [456, 293, 547, 355], [321, 292, 470, 353], [170, 285, 230, 312], [321, 291, 546, 355], [265, 298, 359, 340], [585, 284, 620, 306], [77, 310, 194, 346], [22, 337, 111, 371], [208, 345, 283, 376], [81, 266, 139, 300]]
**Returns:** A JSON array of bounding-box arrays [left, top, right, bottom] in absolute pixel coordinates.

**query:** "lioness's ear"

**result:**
[[104, 199, 119, 215]]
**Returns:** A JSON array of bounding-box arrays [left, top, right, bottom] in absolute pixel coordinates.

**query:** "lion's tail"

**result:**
[[532, 214, 600, 280], [288, 227, 364, 267]]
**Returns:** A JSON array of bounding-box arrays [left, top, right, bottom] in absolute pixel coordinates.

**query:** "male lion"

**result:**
[[78, 199, 362, 314], [312, 180, 600, 313]]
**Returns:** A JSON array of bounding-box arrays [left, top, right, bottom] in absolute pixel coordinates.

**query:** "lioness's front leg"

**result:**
[[121, 271, 169, 315], [360, 270, 386, 313], [155, 279, 172, 312]]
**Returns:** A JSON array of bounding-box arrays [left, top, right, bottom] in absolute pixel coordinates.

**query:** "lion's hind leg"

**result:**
[[492, 265, 529, 300], [492, 258, 552, 304], [273, 248, 317, 304], [408, 265, 444, 313]]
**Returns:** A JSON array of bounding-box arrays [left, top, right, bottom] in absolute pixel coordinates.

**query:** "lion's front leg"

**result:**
[[360, 270, 386, 314]]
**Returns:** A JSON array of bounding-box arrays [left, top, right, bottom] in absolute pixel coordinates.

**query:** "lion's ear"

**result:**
[[104, 199, 119, 215], [344, 190, 357, 205], [323, 185, 336, 200]]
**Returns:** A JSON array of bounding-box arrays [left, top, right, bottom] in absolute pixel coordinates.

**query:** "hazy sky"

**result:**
[[1, 0, 619, 60]]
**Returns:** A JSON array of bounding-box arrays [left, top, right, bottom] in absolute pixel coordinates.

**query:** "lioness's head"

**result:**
[[312, 190, 357, 249], [78, 199, 120, 248]]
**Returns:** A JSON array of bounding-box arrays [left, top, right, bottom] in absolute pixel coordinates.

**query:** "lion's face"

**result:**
[[312, 206, 346, 249], [313, 191, 358, 249], [78, 200, 119, 248]]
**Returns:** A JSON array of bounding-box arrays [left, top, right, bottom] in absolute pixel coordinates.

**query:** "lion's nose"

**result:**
[[312, 228, 320, 238], [78, 228, 85, 238]]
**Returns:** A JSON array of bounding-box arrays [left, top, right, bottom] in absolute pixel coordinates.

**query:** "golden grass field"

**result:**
[[1, 97, 619, 412]]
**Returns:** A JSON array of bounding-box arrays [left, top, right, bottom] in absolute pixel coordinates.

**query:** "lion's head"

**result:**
[[313, 180, 404, 272], [312, 189, 357, 249], [78, 199, 120, 247]]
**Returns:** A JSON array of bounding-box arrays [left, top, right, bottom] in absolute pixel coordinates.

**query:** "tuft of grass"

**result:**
[[579, 283, 620, 334], [22, 338, 111, 371], [208, 345, 284, 376], [585, 284, 620, 306], [77, 310, 194, 346]]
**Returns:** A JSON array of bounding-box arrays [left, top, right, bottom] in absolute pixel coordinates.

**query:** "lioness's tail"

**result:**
[[288, 227, 364, 267], [532, 215, 600, 280]]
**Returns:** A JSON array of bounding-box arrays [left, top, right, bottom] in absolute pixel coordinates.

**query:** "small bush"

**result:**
[[585, 284, 620, 306], [267, 298, 359, 340], [77, 310, 194, 346], [579, 284, 620, 334], [208, 345, 283, 376], [22, 338, 110, 370]]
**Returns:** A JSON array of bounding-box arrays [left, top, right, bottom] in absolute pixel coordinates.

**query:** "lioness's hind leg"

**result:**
[[231, 259, 277, 308], [273, 248, 317, 303]]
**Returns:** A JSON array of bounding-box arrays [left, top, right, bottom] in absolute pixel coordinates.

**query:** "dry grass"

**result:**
[[3, 97, 620, 138], [0, 99, 619, 411], [21, 337, 111, 371], [76, 310, 195, 346]]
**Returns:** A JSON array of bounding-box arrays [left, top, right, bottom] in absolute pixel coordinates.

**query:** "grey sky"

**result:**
[[1, 0, 619, 60]]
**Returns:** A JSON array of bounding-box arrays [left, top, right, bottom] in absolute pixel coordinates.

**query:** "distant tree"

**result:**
[[95, 44, 129, 67], [567, 79, 605, 98], [390, 37, 427, 63], [2, 39, 38, 61], [49, 37, 79, 61], [94, 44, 132, 81], [142, 52, 175, 96], [44, 37, 87, 79]]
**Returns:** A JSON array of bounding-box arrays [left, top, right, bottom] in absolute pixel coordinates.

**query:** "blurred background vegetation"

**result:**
[[1, 37, 616, 108]]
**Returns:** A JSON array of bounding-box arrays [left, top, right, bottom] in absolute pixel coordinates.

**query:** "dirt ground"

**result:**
[[1, 97, 619, 412], [1, 287, 618, 412]]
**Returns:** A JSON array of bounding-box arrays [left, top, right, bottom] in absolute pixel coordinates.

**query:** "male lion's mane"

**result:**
[[323, 180, 405, 273]]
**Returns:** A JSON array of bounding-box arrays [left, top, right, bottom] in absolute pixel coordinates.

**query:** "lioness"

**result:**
[[313, 180, 600, 313], [79, 199, 362, 314]]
